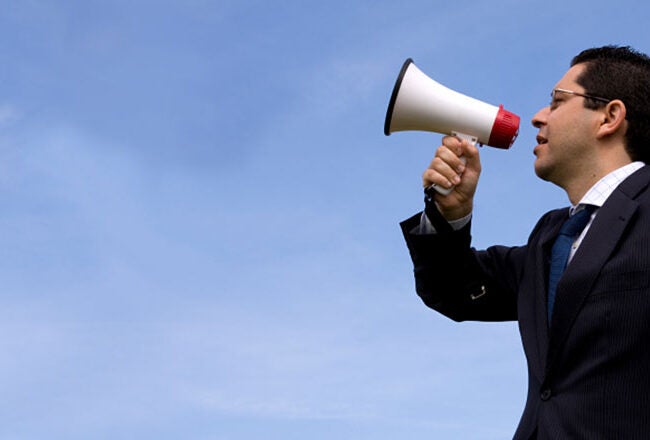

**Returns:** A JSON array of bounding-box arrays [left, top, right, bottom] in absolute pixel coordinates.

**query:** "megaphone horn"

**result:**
[[384, 59, 520, 150]]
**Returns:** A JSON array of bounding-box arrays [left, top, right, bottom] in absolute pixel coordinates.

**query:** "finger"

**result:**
[[422, 137, 471, 190], [423, 167, 456, 190], [436, 144, 467, 175], [458, 138, 481, 171], [423, 154, 462, 189], [441, 135, 465, 155], [435, 144, 466, 180]]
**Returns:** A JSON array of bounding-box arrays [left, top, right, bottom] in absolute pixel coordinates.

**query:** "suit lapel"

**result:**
[[545, 166, 650, 374]]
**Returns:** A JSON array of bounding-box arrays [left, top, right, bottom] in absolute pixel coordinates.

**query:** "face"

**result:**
[[531, 64, 602, 187]]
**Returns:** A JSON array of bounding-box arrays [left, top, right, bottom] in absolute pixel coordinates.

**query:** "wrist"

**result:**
[[439, 204, 473, 222]]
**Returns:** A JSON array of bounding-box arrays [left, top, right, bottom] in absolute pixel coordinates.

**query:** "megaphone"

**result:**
[[384, 58, 520, 149]]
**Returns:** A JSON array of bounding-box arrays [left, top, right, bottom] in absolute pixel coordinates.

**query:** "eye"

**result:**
[[549, 96, 563, 110]]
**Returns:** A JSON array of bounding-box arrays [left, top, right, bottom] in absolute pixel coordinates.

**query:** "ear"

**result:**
[[596, 99, 627, 139]]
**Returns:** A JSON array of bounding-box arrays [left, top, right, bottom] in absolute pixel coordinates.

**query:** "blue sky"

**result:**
[[1, 1, 649, 438]]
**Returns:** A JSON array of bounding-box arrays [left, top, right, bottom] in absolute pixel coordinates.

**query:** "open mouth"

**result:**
[[533, 135, 548, 157]]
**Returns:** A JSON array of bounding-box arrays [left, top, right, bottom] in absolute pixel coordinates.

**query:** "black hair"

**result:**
[[572, 45, 650, 163]]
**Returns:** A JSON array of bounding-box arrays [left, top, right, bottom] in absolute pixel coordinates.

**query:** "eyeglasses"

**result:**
[[551, 88, 611, 105]]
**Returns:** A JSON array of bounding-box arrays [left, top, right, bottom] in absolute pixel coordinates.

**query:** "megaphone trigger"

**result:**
[[451, 131, 478, 147]]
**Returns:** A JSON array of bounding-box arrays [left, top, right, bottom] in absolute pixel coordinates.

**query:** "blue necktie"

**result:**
[[547, 205, 595, 322]]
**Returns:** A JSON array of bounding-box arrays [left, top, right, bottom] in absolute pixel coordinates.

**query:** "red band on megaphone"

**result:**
[[488, 105, 520, 149]]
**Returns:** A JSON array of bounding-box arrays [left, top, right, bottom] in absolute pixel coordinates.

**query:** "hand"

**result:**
[[422, 135, 482, 220]]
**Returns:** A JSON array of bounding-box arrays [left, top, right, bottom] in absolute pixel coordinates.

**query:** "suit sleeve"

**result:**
[[400, 209, 532, 322]]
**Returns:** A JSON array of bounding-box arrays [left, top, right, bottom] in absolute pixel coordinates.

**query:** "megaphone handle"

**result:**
[[427, 131, 475, 196]]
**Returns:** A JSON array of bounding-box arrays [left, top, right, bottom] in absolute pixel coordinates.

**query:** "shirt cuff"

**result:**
[[416, 210, 472, 235]]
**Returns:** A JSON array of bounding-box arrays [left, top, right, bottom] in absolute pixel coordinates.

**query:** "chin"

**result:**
[[534, 161, 553, 182]]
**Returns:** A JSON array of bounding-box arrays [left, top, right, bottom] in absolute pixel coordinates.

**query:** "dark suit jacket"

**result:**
[[400, 165, 650, 439]]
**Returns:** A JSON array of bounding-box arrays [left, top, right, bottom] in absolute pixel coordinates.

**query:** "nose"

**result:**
[[531, 106, 549, 129]]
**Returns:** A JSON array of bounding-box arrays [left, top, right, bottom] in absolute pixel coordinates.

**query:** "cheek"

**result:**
[[547, 114, 577, 143], [546, 110, 564, 130]]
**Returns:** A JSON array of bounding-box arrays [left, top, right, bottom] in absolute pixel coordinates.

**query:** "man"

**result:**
[[400, 46, 650, 439]]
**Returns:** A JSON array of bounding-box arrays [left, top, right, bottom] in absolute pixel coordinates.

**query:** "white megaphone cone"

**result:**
[[384, 59, 520, 194]]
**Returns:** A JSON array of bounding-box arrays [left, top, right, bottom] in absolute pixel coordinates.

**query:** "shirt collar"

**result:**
[[570, 161, 645, 215]]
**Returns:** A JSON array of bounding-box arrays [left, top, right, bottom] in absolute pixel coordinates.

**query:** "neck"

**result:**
[[564, 155, 633, 205]]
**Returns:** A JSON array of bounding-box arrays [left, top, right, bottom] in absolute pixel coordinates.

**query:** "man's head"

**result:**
[[531, 45, 650, 199], [571, 46, 650, 163]]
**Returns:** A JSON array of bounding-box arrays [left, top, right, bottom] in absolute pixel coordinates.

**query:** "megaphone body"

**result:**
[[385, 58, 520, 147], [384, 59, 520, 194]]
